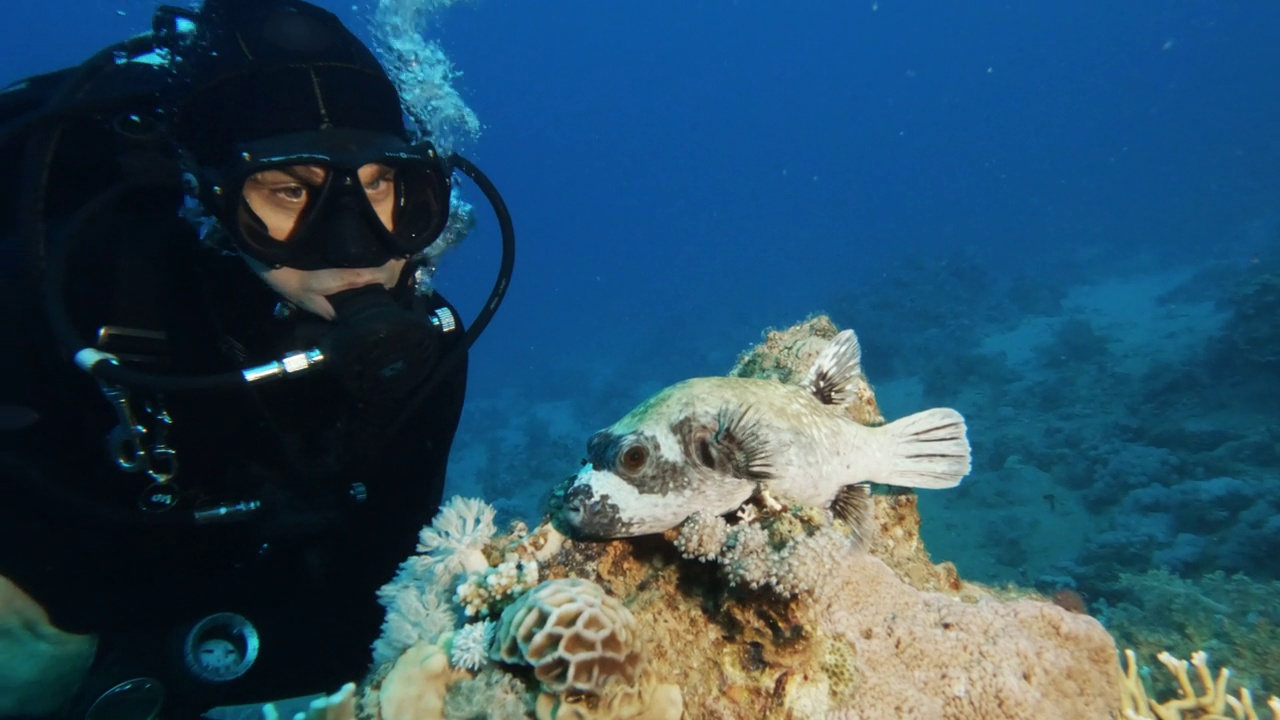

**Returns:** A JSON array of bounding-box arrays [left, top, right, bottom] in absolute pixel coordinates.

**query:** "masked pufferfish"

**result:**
[[559, 329, 971, 538]]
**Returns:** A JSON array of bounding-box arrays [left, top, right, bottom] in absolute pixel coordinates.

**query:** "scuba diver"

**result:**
[[0, 0, 513, 716]]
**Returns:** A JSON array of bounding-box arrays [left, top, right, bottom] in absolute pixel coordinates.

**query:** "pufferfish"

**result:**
[[558, 329, 971, 538]]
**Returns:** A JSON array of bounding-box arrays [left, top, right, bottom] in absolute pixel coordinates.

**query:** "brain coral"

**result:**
[[490, 578, 682, 720], [492, 578, 644, 696]]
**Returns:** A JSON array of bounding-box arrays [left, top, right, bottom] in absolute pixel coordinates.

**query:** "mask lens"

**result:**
[[388, 159, 451, 254], [237, 163, 328, 249], [229, 153, 449, 268]]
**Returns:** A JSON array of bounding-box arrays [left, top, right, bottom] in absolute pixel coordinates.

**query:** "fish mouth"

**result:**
[[560, 482, 628, 539], [561, 487, 587, 526], [561, 483, 598, 527]]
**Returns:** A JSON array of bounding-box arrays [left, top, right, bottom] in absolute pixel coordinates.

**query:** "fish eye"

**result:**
[[618, 444, 649, 473]]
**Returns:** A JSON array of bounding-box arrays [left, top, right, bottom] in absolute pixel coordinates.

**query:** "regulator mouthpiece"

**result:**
[[323, 285, 441, 399]]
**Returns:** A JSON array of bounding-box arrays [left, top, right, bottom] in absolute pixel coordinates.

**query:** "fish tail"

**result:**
[[880, 408, 971, 489]]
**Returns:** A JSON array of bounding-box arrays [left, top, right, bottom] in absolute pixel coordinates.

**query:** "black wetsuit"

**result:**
[[0, 76, 467, 715]]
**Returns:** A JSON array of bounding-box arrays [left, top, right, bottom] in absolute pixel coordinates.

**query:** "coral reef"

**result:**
[[358, 317, 1136, 719], [364, 640, 463, 720], [418, 492, 1117, 719], [825, 258, 1279, 702], [362, 495, 1121, 719], [1093, 570, 1280, 699], [727, 315, 884, 427], [1120, 649, 1280, 720], [1033, 316, 1114, 368], [372, 496, 496, 664], [1218, 270, 1280, 370]]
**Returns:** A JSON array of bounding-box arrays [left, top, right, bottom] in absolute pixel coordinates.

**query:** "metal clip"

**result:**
[[75, 350, 181, 482], [144, 399, 178, 483], [76, 349, 147, 474], [103, 383, 148, 473]]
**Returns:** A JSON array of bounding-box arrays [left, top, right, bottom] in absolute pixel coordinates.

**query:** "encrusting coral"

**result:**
[[347, 315, 1276, 720], [365, 640, 461, 720]]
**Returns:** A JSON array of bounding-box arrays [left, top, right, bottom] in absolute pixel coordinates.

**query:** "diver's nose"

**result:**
[[317, 194, 394, 268]]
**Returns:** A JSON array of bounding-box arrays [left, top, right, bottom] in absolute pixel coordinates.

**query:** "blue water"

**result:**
[[4, 0, 1279, 696]]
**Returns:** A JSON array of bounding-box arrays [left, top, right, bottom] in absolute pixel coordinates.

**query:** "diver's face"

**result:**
[[240, 163, 403, 321], [241, 162, 397, 239]]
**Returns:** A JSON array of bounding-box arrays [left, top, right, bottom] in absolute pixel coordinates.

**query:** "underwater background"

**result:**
[[4, 0, 1279, 698]]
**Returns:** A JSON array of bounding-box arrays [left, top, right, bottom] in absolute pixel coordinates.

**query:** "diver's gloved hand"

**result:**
[[323, 285, 440, 399]]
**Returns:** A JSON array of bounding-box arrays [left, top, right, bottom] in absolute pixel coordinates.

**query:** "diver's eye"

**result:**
[[618, 444, 649, 473], [363, 169, 396, 194], [272, 184, 307, 202]]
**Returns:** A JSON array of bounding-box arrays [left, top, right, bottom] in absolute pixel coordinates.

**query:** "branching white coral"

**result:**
[[449, 620, 496, 672], [370, 498, 499, 664], [372, 581, 458, 665], [1120, 648, 1280, 720], [415, 496, 496, 581], [675, 511, 732, 562]]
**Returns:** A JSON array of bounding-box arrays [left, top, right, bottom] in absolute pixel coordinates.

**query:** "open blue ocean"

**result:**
[[4, 0, 1278, 704]]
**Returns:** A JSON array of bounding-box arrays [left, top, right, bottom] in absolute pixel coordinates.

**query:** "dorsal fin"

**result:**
[[802, 329, 862, 406]]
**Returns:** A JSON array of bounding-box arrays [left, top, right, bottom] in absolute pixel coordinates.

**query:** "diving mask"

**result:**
[[211, 128, 452, 270]]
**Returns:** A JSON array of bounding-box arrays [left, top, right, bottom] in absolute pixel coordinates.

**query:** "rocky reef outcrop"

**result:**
[[356, 316, 1131, 720]]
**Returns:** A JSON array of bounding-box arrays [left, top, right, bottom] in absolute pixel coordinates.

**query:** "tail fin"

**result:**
[[881, 408, 970, 489]]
